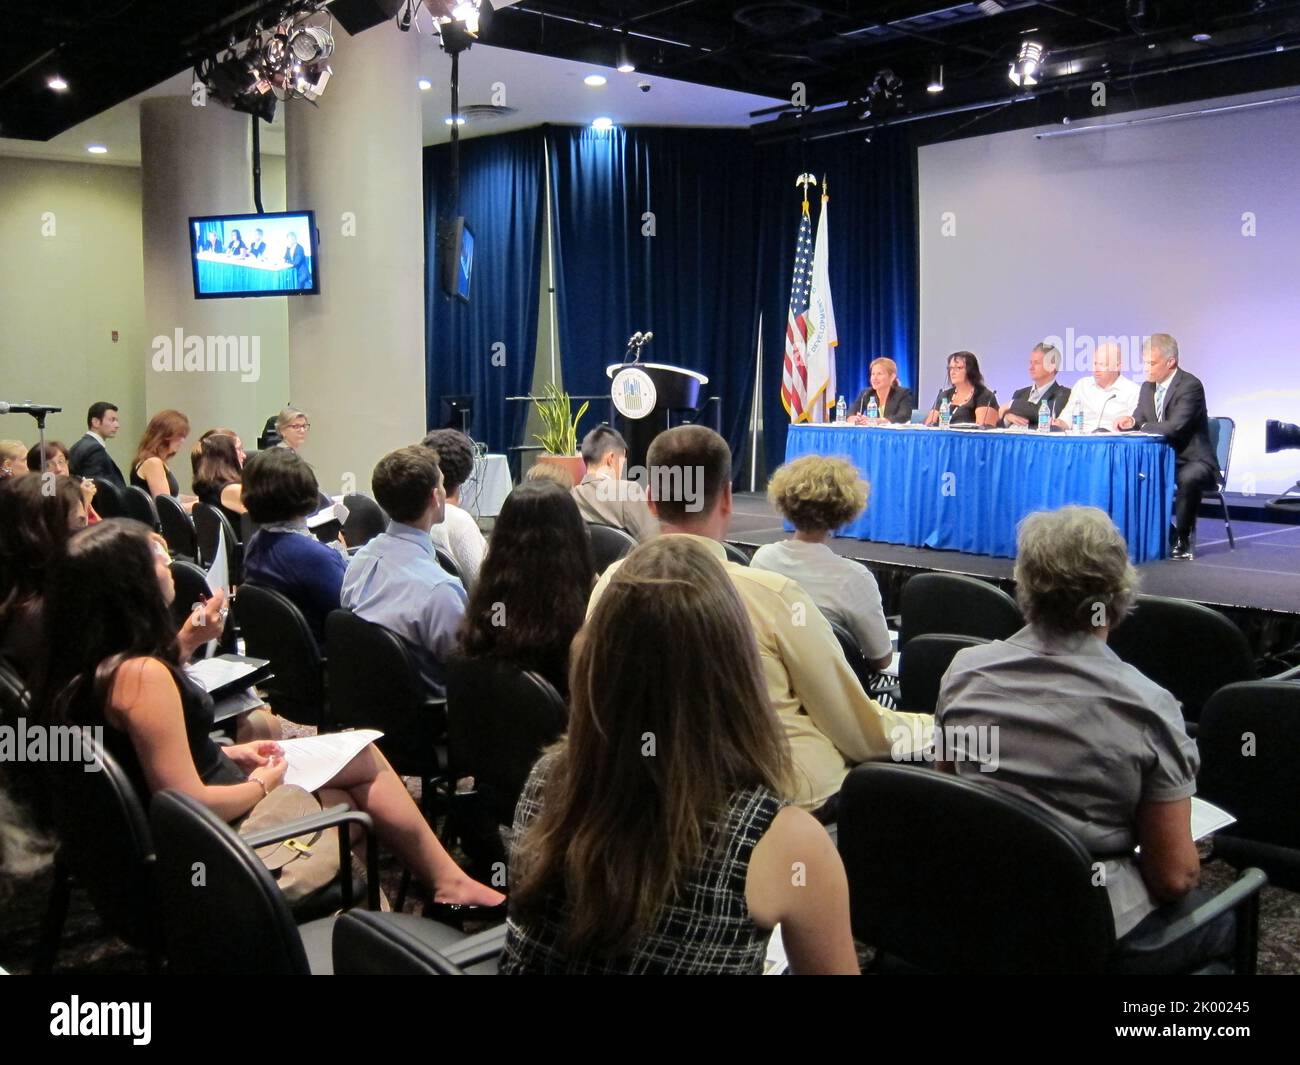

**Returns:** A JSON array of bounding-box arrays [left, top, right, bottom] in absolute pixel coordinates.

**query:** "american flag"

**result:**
[[781, 204, 813, 421]]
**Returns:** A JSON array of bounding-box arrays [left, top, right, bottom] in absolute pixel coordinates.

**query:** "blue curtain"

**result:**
[[545, 126, 758, 458], [753, 130, 919, 478], [423, 128, 545, 454]]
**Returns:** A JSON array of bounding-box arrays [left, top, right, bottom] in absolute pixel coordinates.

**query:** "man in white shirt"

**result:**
[[1055, 341, 1140, 433], [421, 429, 487, 591]]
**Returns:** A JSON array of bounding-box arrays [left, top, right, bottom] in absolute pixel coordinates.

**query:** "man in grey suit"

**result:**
[[1116, 334, 1217, 560], [570, 425, 659, 543], [67, 401, 125, 488]]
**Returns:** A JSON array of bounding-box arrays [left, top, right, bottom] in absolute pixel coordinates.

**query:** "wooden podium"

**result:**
[[606, 361, 710, 470]]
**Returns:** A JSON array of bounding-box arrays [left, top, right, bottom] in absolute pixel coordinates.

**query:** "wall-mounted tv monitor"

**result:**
[[190, 210, 320, 299], [440, 216, 474, 302]]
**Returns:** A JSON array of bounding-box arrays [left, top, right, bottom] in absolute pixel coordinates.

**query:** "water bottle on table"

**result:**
[[835, 395, 846, 424], [1038, 400, 1050, 432], [939, 398, 952, 427], [1072, 406, 1084, 434], [865, 396, 879, 421]]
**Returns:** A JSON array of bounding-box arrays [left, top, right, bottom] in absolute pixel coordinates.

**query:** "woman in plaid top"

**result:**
[[502, 536, 857, 975]]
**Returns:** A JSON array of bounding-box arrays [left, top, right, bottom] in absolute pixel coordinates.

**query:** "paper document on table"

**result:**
[[1191, 797, 1235, 841], [278, 729, 384, 794]]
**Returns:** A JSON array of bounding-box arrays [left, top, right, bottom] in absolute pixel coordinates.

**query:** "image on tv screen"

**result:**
[[190, 210, 319, 299], [457, 223, 474, 301]]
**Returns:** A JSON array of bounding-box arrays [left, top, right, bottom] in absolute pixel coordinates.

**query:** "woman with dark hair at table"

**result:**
[[226, 228, 248, 257], [848, 357, 914, 425], [924, 351, 999, 427]]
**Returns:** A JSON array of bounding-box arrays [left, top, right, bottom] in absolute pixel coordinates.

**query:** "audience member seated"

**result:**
[[242, 449, 346, 648], [1055, 340, 1140, 433], [68, 400, 125, 488], [459, 480, 595, 699], [0, 441, 28, 480], [0, 474, 86, 670], [524, 461, 575, 490], [848, 357, 914, 424], [132, 409, 194, 507], [35, 520, 503, 911], [503, 536, 858, 974], [191, 429, 247, 527], [751, 456, 892, 671], [570, 425, 659, 543], [25, 440, 99, 521], [342, 446, 466, 698], [936, 505, 1232, 972], [924, 351, 998, 427], [274, 406, 311, 453], [420, 429, 487, 591], [588, 426, 930, 819], [998, 342, 1071, 427]]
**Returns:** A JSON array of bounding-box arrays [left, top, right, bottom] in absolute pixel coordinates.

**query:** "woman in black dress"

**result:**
[[925, 350, 999, 427]]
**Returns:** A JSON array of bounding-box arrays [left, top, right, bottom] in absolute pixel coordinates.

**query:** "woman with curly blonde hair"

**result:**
[[750, 455, 892, 670]]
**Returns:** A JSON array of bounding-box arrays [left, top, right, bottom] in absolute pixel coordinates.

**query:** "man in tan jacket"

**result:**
[[587, 425, 931, 819]]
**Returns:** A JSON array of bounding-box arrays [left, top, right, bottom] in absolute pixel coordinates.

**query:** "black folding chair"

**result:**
[[722, 541, 751, 566], [333, 910, 506, 975], [156, 494, 197, 559], [445, 655, 567, 872], [433, 547, 463, 583], [91, 478, 124, 518], [899, 572, 1022, 649], [342, 492, 389, 549], [38, 730, 162, 974], [193, 502, 243, 584], [1198, 680, 1300, 891], [121, 485, 161, 530], [586, 522, 637, 573], [1206, 416, 1237, 549], [838, 763, 1264, 974], [828, 619, 898, 709], [148, 789, 380, 975], [236, 582, 328, 728], [324, 609, 449, 803], [1108, 594, 1256, 726], [898, 633, 988, 714]]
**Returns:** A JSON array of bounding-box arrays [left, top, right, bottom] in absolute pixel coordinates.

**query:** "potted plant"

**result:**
[[533, 382, 589, 486]]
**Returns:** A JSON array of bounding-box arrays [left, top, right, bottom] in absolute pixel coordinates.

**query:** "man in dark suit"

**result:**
[[249, 228, 267, 258], [1116, 334, 1217, 559], [68, 400, 126, 488], [999, 342, 1071, 427], [284, 232, 311, 288]]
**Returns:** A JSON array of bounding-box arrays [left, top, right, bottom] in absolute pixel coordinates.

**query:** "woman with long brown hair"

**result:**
[[503, 536, 857, 974], [132, 409, 192, 503], [191, 429, 246, 525]]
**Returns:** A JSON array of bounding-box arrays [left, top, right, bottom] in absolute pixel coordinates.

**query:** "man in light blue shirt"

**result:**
[[342, 445, 466, 696]]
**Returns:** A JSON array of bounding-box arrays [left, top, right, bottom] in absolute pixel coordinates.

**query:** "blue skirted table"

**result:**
[[784, 424, 1176, 562], [195, 253, 299, 294]]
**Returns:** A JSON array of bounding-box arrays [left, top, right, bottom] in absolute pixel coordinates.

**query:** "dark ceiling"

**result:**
[[4, 1, 1300, 145]]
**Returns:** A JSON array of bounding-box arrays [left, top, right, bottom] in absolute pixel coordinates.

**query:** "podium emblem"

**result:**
[[611, 367, 657, 420]]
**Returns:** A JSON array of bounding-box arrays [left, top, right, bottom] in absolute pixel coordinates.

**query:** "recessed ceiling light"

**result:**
[[86, 144, 108, 154], [584, 74, 607, 87], [591, 116, 614, 131], [47, 75, 69, 92], [444, 115, 466, 126], [616, 62, 636, 74], [1191, 32, 1212, 43], [927, 63, 944, 93], [418, 78, 432, 90]]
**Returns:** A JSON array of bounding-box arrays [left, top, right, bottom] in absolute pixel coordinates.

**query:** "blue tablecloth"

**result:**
[[197, 257, 298, 294], [784, 425, 1176, 562]]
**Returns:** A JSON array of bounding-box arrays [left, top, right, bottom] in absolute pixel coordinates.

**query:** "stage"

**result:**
[[726, 490, 1300, 658]]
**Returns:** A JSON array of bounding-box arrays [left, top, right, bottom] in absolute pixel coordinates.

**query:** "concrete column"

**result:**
[[285, 23, 426, 496], [139, 97, 290, 490]]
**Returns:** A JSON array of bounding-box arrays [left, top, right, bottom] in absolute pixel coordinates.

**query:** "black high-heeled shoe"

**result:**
[[424, 899, 508, 930]]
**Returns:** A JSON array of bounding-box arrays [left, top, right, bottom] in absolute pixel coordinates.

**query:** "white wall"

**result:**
[[919, 87, 1300, 493]]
